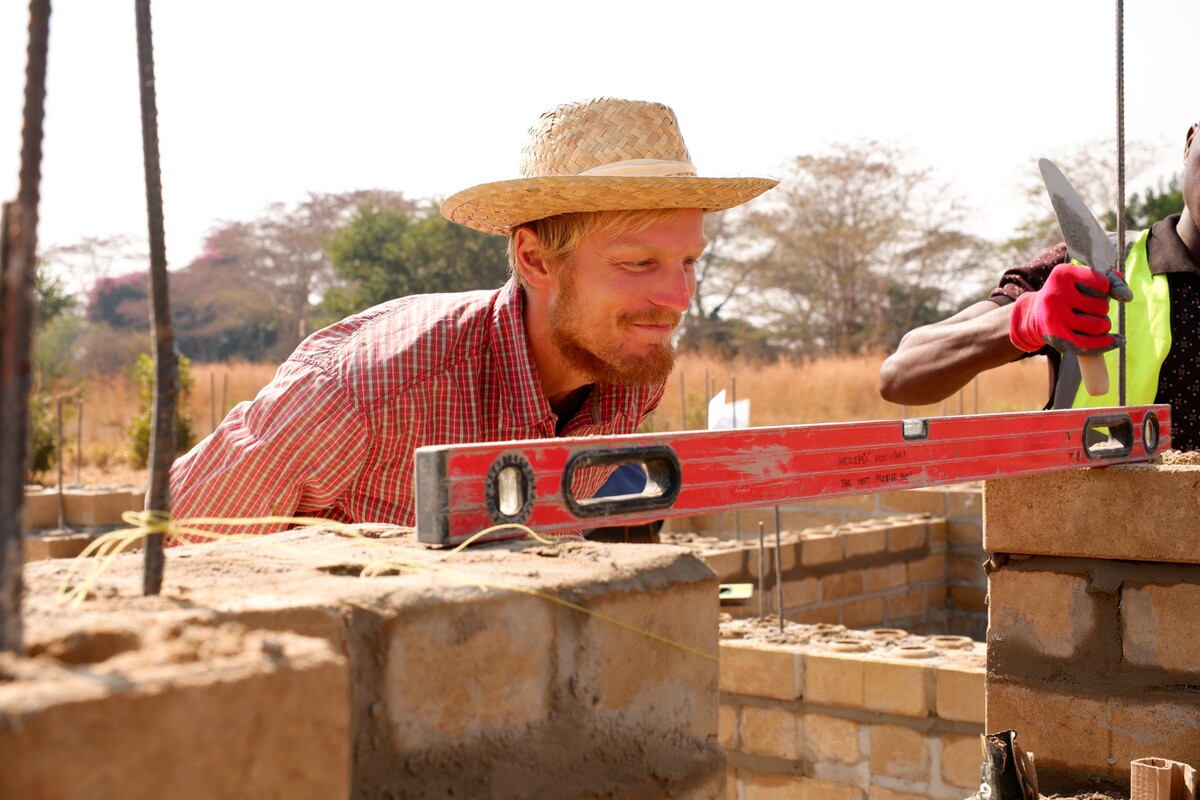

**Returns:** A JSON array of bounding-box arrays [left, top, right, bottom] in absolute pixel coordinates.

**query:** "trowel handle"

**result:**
[[1079, 353, 1109, 396]]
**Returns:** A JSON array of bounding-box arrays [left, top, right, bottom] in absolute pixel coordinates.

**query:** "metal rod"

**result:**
[[0, 0, 52, 655], [1115, 0, 1127, 407], [56, 395, 63, 529], [774, 506, 783, 634], [75, 398, 83, 485], [136, 0, 178, 595], [757, 521, 765, 622]]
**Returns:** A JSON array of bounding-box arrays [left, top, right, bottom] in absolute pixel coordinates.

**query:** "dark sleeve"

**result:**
[[987, 242, 1069, 306]]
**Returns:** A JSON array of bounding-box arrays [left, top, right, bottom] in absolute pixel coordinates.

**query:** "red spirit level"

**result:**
[[415, 405, 1169, 546]]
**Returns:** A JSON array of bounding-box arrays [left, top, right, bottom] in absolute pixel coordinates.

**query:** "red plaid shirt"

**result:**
[[170, 279, 664, 535]]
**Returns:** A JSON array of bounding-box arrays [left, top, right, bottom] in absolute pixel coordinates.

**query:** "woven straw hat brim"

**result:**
[[441, 175, 779, 235]]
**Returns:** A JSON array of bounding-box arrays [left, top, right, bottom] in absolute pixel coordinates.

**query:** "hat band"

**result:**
[[578, 158, 697, 178]]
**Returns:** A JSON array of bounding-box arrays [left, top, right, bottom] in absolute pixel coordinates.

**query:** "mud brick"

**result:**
[[940, 734, 983, 790], [844, 527, 888, 558], [863, 659, 930, 718], [887, 519, 930, 552], [821, 571, 865, 602], [740, 704, 801, 761], [987, 569, 1094, 659], [804, 712, 861, 765], [935, 664, 984, 724], [880, 488, 947, 515], [884, 588, 927, 623], [1121, 582, 1200, 673], [866, 563, 908, 593], [804, 651, 865, 708], [843, 597, 886, 629], [719, 640, 802, 701], [869, 724, 930, 781], [801, 532, 844, 566], [985, 680, 1114, 781], [907, 554, 947, 584], [742, 772, 865, 800]]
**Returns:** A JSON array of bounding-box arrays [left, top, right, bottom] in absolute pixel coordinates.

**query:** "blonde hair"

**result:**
[[507, 208, 691, 288]]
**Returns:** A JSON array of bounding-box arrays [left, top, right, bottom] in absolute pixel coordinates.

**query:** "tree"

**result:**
[[1101, 175, 1183, 231], [321, 200, 508, 321], [743, 142, 996, 355]]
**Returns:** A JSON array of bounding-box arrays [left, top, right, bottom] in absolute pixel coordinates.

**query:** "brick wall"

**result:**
[[718, 631, 985, 799]]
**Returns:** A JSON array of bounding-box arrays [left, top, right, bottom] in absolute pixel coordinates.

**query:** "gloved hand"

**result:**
[[1008, 263, 1131, 355]]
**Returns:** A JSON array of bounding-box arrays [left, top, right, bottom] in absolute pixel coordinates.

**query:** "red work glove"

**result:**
[[1008, 263, 1130, 355]]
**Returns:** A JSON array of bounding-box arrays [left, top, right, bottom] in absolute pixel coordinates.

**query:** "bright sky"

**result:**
[[2, 0, 1195, 272]]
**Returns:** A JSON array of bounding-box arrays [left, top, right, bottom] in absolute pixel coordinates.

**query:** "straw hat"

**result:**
[[440, 98, 778, 235]]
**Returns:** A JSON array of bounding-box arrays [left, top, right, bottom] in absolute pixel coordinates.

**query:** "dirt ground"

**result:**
[[31, 463, 147, 490]]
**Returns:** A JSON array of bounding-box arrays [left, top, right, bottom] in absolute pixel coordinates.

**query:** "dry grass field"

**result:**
[[42, 352, 1049, 487]]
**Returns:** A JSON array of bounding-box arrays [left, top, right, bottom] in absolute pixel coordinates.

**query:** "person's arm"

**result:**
[[169, 360, 370, 539], [878, 299, 1024, 406]]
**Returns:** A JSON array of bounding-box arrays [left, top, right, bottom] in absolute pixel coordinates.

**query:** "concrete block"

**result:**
[[940, 734, 982, 790], [1109, 696, 1200, 771], [701, 547, 747, 582], [844, 528, 887, 558], [742, 772, 865, 800], [926, 584, 948, 611], [719, 703, 738, 749], [804, 713, 861, 765], [781, 576, 820, 609], [949, 553, 984, 584], [947, 520, 982, 547], [741, 704, 801, 760], [24, 530, 92, 561], [948, 585, 987, 612], [984, 464, 1200, 563], [64, 489, 143, 527], [880, 488, 946, 515], [22, 489, 58, 529], [804, 652, 865, 708], [907, 554, 947, 585], [987, 569, 1094, 659], [719, 640, 803, 701], [985, 680, 1114, 781], [865, 563, 907, 593], [887, 519, 929, 552], [793, 606, 843, 625], [863, 659, 930, 718], [884, 588, 927, 623], [946, 485, 983, 517], [1121, 582, 1200, 673], [0, 626, 349, 800], [927, 519, 948, 552], [843, 597, 886, 629], [935, 665, 984, 724], [869, 724, 930, 781], [821, 572, 865, 602], [801, 532, 844, 566]]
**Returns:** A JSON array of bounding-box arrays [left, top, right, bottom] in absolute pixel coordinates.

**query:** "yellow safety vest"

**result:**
[[1053, 229, 1171, 408]]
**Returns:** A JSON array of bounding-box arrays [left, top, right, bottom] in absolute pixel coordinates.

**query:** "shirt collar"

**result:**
[[1147, 214, 1200, 275]]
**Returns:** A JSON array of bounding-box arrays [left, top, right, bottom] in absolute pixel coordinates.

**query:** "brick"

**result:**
[[22, 490, 58, 530], [947, 520, 982, 547], [865, 563, 907, 593], [869, 724, 930, 781], [804, 713, 861, 765], [940, 734, 982, 790], [884, 589, 926, 623], [863, 660, 930, 717], [1109, 697, 1200, 773], [842, 597, 886, 629], [887, 520, 929, 552], [985, 680, 1112, 779], [748, 539, 800, 577], [946, 485, 983, 517], [987, 569, 1094, 659], [24, 531, 92, 562], [727, 767, 738, 800], [935, 665, 984, 724], [822, 572, 865, 602], [719, 703, 738, 749], [804, 652, 865, 708], [743, 772, 864, 800], [906, 553, 946, 585], [880, 489, 946, 515], [64, 489, 143, 527], [781, 576, 819, 609], [948, 585, 986, 612], [801, 533, 844, 566], [984, 465, 1200, 563], [792, 606, 842, 625], [810, 494, 878, 511], [949, 554, 984, 584], [701, 548, 748, 582], [926, 584, 948, 610], [844, 528, 887, 558], [927, 519, 948, 552], [1121, 582, 1200, 673], [740, 705, 801, 760], [868, 788, 930, 800], [719, 640, 802, 700]]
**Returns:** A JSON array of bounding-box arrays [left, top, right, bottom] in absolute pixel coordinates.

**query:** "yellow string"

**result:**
[[52, 512, 717, 663]]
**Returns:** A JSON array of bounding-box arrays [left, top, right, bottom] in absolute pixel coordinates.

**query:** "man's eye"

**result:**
[[623, 260, 653, 268]]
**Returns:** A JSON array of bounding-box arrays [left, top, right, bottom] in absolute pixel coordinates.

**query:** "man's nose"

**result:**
[[652, 262, 696, 313]]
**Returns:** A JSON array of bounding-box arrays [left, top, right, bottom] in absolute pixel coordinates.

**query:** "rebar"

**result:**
[[0, 0, 51, 654], [757, 521, 765, 622], [136, 0, 178, 595], [1115, 0, 1127, 407], [774, 506, 783, 634]]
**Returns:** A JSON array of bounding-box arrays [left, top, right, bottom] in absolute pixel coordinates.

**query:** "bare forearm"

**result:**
[[879, 301, 1025, 405]]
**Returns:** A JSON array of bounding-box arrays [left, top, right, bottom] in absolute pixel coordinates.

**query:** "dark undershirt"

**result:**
[[989, 214, 1200, 451]]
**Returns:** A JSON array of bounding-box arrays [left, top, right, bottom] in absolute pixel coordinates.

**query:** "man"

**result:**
[[169, 98, 777, 536], [879, 120, 1200, 452]]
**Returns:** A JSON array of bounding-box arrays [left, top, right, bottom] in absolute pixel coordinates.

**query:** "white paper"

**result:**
[[707, 390, 751, 430]]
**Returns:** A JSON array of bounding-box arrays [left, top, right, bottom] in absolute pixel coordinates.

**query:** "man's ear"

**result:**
[[1187, 124, 1197, 162], [513, 227, 553, 290]]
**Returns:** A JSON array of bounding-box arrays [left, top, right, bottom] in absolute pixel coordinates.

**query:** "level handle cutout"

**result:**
[[562, 445, 682, 518], [1082, 413, 1133, 459]]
